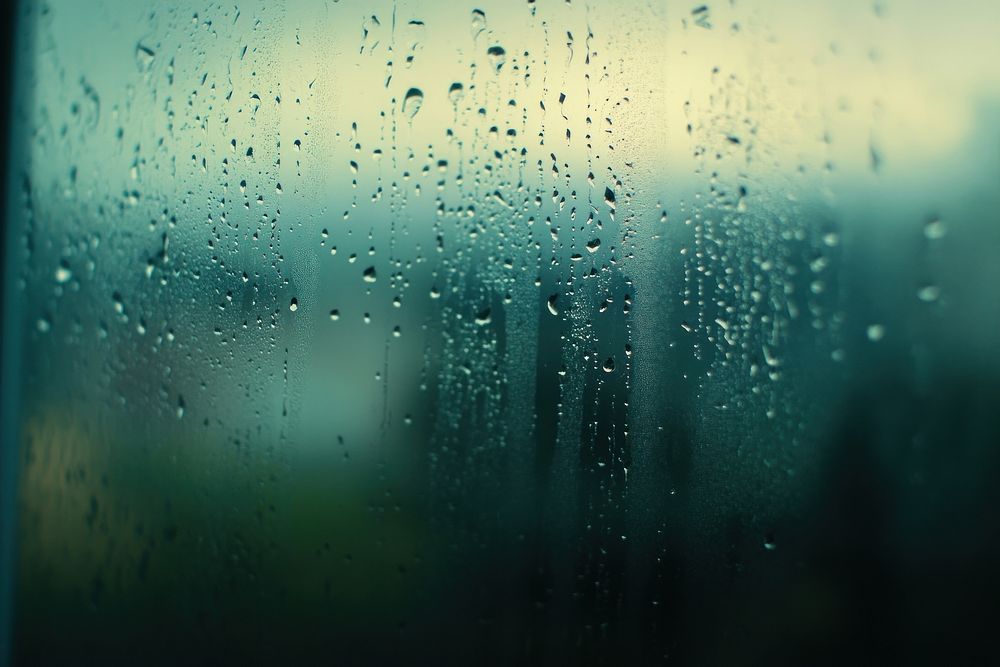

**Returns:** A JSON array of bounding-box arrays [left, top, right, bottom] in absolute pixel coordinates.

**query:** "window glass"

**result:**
[[3, 0, 1000, 664]]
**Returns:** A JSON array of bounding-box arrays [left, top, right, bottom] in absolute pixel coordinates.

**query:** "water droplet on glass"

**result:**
[[135, 44, 155, 72], [692, 5, 712, 29], [866, 324, 885, 341], [917, 285, 941, 302], [547, 294, 559, 316], [924, 217, 947, 240], [487, 45, 507, 73], [604, 186, 616, 211], [403, 87, 424, 119], [471, 9, 487, 38], [55, 262, 72, 283]]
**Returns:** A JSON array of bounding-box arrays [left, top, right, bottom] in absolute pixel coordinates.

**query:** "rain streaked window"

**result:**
[[2, 1, 999, 664]]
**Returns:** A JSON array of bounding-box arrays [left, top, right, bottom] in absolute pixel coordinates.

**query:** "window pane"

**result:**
[[2, 0, 999, 664]]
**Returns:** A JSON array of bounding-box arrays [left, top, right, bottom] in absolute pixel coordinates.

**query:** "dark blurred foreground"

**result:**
[[11, 358, 1000, 666]]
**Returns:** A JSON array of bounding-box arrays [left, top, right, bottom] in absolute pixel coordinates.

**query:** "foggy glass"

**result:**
[[2, 0, 999, 664]]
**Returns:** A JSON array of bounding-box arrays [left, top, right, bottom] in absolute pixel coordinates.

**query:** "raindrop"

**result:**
[[924, 217, 947, 240], [289, 297, 299, 312], [866, 324, 885, 341], [917, 285, 941, 302], [602, 357, 616, 373], [135, 44, 155, 71], [475, 308, 492, 325], [448, 82, 465, 106], [55, 262, 72, 283], [487, 45, 507, 73], [403, 87, 424, 119], [363, 266, 377, 283], [471, 9, 487, 38], [547, 293, 559, 316], [604, 186, 616, 211], [691, 5, 712, 29]]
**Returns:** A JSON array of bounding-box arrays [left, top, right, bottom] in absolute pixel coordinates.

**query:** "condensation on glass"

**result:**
[[2, 0, 999, 664]]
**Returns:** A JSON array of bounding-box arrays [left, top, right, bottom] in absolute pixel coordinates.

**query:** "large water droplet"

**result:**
[[917, 284, 941, 302], [54, 262, 72, 284], [924, 217, 947, 240], [471, 9, 487, 38], [547, 294, 559, 316], [403, 88, 424, 119], [487, 45, 507, 73], [866, 324, 885, 341], [135, 44, 155, 72], [604, 187, 617, 211]]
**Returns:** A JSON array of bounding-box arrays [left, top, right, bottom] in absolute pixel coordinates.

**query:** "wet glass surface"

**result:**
[[2, 1, 1000, 664]]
